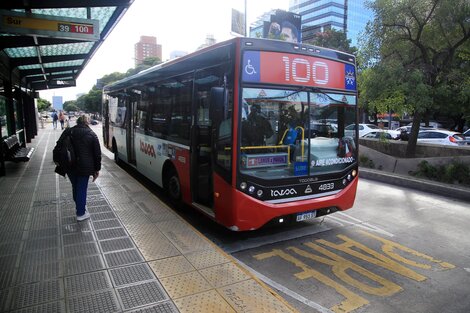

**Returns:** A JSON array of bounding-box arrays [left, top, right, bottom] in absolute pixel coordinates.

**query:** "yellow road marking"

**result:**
[[317, 235, 426, 281], [255, 249, 368, 313], [292, 243, 402, 297], [360, 231, 455, 270]]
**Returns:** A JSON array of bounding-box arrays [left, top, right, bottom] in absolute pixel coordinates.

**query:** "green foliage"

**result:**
[[359, 155, 375, 169], [63, 100, 79, 112], [359, 0, 470, 156], [36, 98, 51, 112], [412, 160, 470, 185], [304, 29, 357, 54]]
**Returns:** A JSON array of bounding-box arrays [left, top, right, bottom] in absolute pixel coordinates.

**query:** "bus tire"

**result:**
[[165, 166, 181, 202]]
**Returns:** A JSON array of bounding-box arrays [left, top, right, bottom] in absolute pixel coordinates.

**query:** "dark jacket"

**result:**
[[60, 124, 101, 176]]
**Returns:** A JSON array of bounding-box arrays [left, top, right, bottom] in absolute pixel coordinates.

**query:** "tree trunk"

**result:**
[[405, 112, 422, 158]]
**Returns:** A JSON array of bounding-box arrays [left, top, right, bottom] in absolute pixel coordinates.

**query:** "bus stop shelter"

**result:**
[[0, 0, 134, 176]]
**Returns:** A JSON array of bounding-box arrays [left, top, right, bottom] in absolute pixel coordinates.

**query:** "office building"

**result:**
[[134, 36, 162, 66], [289, 0, 373, 46]]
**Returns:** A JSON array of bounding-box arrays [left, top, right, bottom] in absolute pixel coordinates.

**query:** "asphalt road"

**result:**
[[226, 179, 470, 313], [91, 123, 470, 313]]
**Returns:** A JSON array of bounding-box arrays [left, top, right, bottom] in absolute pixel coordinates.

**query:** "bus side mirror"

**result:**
[[209, 87, 228, 123]]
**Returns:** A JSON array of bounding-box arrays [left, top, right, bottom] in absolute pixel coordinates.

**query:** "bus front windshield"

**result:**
[[240, 88, 357, 180]]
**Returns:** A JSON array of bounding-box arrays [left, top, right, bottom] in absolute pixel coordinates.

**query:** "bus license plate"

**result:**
[[296, 211, 317, 222]]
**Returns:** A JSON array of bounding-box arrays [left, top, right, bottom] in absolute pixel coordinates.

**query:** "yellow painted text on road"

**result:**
[[253, 231, 456, 313]]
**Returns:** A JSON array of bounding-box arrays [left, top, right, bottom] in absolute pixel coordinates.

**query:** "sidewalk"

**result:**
[[0, 126, 296, 312]]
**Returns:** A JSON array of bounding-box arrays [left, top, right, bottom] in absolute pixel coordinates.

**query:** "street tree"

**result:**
[[359, 0, 470, 157], [63, 100, 79, 112], [36, 98, 51, 112], [303, 29, 357, 55]]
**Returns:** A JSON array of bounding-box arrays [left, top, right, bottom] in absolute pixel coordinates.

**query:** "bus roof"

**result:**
[[103, 37, 356, 93]]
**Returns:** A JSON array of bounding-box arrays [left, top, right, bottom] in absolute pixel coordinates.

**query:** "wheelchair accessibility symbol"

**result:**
[[245, 59, 257, 75]]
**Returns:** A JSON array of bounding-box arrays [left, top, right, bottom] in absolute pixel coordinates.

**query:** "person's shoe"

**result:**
[[77, 211, 90, 221]]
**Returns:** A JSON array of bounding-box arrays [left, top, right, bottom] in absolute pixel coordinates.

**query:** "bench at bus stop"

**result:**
[[2, 134, 34, 162]]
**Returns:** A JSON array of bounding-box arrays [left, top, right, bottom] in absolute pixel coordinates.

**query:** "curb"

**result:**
[[359, 167, 470, 203]]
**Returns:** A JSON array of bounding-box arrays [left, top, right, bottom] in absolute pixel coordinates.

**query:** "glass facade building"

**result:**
[[289, 0, 373, 46]]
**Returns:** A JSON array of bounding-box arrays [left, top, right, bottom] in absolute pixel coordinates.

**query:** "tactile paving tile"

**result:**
[[0, 254, 18, 270], [65, 270, 112, 296], [109, 263, 155, 287], [88, 205, 113, 214], [16, 261, 62, 284], [126, 301, 179, 313], [27, 227, 59, 239], [24, 237, 59, 251], [61, 216, 79, 226], [87, 199, 109, 207], [116, 280, 169, 310], [0, 230, 23, 243], [160, 271, 212, 299], [133, 233, 181, 261], [99, 237, 135, 253], [20, 248, 60, 266], [67, 289, 120, 313], [95, 227, 128, 240], [199, 262, 250, 289], [65, 254, 105, 275], [104, 249, 144, 268], [9, 279, 63, 310], [149, 255, 195, 278], [8, 300, 65, 313], [185, 248, 231, 270], [124, 223, 160, 237], [154, 219, 189, 233], [162, 229, 212, 254], [0, 270, 16, 289], [174, 289, 235, 313], [91, 211, 117, 221], [64, 242, 100, 259], [62, 231, 95, 245], [218, 279, 294, 313], [93, 219, 123, 230], [0, 242, 22, 256]]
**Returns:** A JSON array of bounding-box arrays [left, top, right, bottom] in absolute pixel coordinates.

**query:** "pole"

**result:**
[[245, 0, 247, 37]]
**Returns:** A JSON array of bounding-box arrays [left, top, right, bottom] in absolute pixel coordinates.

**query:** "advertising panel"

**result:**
[[263, 10, 302, 43]]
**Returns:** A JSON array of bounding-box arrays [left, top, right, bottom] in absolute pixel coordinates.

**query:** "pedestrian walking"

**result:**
[[52, 110, 58, 129], [57, 114, 101, 221], [59, 110, 66, 130]]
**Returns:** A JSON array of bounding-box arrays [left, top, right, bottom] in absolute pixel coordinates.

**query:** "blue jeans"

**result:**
[[67, 173, 89, 216]]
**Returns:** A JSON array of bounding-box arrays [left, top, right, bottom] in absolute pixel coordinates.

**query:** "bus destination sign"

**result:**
[[0, 10, 99, 41], [242, 51, 356, 91]]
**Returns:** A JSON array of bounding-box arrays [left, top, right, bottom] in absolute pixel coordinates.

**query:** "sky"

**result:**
[[40, 0, 288, 103]]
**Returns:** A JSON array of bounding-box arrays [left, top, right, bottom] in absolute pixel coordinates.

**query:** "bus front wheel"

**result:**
[[165, 167, 181, 202]]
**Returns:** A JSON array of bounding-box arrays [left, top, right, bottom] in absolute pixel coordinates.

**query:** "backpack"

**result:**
[[53, 129, 76, 176]]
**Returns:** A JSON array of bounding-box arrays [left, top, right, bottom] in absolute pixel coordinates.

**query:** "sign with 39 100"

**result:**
[[0, 10, 99, 41]]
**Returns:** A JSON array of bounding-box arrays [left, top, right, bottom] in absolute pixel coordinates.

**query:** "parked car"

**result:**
[[345, 123, 380, 137], [463, 129, 470, 139], [362, 131, 394, 140], [417, 129, 466, 146]]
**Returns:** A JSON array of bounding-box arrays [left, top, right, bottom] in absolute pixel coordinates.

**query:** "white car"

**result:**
[[417, 130, 466, 146], [345, 123, 380, 137], [362, 131, 394, 140]]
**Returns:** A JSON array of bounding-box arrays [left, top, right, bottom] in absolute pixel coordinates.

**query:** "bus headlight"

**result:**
[[248, 186, 256, 194], [257, 190, 263, 197], [240, 182, 247, 190], [342, 178, 347, 186]]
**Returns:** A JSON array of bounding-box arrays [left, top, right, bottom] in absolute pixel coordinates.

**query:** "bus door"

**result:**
[[103, 98, 109, 148], [191, 70, 217, 210], [126, 96, 138, 165]]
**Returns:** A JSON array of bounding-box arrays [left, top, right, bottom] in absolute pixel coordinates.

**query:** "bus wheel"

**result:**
[[166, 168, 181, 202]]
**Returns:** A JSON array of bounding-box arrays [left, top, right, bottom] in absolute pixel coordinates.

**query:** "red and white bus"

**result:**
[[102, 37, 358, 231]]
